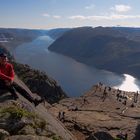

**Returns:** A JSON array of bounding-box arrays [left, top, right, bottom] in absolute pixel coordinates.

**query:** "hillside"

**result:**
[[49, 26, 140, 79], [0, 28, 70, 52], [0, 28, 42, 51]]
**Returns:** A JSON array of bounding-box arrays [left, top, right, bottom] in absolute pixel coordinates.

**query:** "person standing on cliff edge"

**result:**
[[0, 53, 43, 106]]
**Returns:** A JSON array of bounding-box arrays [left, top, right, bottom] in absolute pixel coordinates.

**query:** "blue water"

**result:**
[[14, 36, 140, 96]]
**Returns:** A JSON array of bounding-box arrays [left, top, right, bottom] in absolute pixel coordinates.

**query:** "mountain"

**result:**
[[48, 26, 140, 79], [47, 28, 71, 40], [0, 28, 42, 51], [0, 28, 70, 52]]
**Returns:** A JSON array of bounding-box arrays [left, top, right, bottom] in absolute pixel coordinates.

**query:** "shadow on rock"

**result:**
[[133, 124, 140, 140], [94, 131, 114, 140], [0, 90, 14, 103]]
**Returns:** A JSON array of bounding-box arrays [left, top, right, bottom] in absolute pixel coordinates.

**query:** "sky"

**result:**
[[0, 0, 140, 29]]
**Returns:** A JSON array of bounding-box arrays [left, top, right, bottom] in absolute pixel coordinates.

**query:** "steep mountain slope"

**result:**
[[47, 28, 71, 40], [13, 62, 67, 103], [49, 26, 140, 79], [0, 76, 76, 140]]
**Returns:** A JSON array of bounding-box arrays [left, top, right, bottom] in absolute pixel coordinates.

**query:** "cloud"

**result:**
[[68, 14, 140, 21], [85, 4, 95, 10], [69, 15, 87, 20], [43, 13, 61, 19], [42, 13, 50, 17], [52, 15, 61, 19], [111, 4, 131, 13]]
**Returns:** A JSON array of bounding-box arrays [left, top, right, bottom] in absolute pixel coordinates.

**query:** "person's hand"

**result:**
[[5, 80, 13, 86]]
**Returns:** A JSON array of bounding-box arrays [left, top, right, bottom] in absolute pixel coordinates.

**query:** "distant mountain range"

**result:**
[[48, 26, 140, 79], [0, 28, 70, 51]]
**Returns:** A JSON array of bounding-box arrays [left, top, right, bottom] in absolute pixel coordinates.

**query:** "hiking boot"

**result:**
[[12, 95, 19, 100], [33, 98, 44, 107]]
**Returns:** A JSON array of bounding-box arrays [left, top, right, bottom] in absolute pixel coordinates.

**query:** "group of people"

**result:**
[[94, 82, 140, 107], [116, 89, 128, 105], [0, 53, 43, 106]]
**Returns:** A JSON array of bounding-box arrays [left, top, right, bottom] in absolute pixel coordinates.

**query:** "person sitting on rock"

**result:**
[[0, 53, 43, 106]]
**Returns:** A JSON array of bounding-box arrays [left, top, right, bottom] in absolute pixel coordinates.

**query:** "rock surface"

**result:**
[[49, 84, 140, 140], [0, 77, 76, 140]]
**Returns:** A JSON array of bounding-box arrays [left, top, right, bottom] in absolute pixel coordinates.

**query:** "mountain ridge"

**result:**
[[49, 26, 140, 79]]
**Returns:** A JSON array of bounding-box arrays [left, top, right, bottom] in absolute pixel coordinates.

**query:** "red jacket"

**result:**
[[0, 62, 14, 81]]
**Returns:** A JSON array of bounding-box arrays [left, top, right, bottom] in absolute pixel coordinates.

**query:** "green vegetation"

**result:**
[[0, 105, 47, 130], [51, 135, 62, 140], [32, 117, 47, 130], [0, 106, 36, 119]]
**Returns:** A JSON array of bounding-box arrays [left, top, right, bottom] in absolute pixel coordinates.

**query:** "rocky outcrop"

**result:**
[[0, 129, 10, 140], [0, 79, 76, 140], [5, 135, 52, 140], [49, 84, 140, 140], [13, 62, 67, 103]]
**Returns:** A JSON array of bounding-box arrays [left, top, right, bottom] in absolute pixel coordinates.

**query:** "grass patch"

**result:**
[[0, 106, 36, 119], [51, 134, 62, 140]]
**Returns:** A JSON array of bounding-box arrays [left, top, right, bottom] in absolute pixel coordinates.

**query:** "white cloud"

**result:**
[[42, 13, 50, 17], [68, 15, 87, 20], [53, 15, 61, 19], [85, 4, 95, 10], [42, 13, 61, 19], [111, 4, 131, 13], [68, 14, 140, 21]]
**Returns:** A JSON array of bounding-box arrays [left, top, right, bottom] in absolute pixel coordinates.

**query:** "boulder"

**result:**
[[0, 129, 10, 140]]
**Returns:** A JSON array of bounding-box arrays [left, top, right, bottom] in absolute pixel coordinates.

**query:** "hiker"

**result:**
[[58, 111, 65, 122], [93, 84, 98, 93], [98, 82, 103, 92], [83, 97, 89, 105], [116, 89, 121, 101], [0, 53, 43, 106], [134, 91, 139, 103], [102, 87, 107, 102], [123, 98, 127, 105], [108, 86, 111, 92]]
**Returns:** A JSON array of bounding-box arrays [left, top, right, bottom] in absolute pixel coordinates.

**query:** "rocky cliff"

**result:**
[[13, 62, 67, 103], [0, 44, 77, 140], [0, 77, 76, 140], [49, 84, 140, 140]]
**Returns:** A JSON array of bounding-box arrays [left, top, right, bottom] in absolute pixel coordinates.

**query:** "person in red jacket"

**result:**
[[0, 53, 18, 100], [0, 53, 43, 106]]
